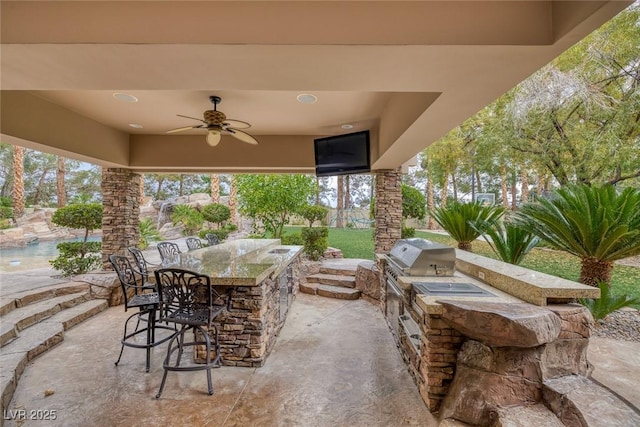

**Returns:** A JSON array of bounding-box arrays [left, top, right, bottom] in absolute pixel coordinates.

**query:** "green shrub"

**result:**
[[201, 203, 231, 228], [299, 205, 328, 227], [281, 231, 304, 246], [246, 233, 266, 239], [471, 218, 539, 265], [139, 218, 162, 249], [0, 197, 13, 220], [198, 229, 228, 242], [224, 223, 238, 232], [171, 204, 204, 235], [50, 203, 103, 277], [579, 282, 639, 321], [301, 227, 329, 260], [50, 241, 102, 277], [402, 226, 416, 238]]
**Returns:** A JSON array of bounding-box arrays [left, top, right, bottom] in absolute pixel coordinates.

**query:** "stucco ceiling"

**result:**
[[0, 1, 632, 173]]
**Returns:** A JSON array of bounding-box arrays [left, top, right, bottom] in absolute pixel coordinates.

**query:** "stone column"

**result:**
[[374, 168, 402, 254], [101, 168, 141, 268]]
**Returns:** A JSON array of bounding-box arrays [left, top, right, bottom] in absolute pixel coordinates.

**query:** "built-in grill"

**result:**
[[384, 239, 456, 346]]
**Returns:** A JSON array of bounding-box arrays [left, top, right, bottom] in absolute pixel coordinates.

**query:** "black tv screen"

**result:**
[[314, 130, 371, 177]]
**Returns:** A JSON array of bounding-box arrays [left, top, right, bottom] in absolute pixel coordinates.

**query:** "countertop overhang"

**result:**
[[160, 239, 303, 286]]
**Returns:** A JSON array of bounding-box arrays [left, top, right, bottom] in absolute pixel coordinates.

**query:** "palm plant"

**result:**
[[471, 217, 539, 265], [579, 282, 639, 321], [430, 201, 504, 251], [139, 218, 162, 249], [513, 184, 640, 287]]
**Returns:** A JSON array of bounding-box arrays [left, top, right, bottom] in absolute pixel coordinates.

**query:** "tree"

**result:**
[[202, 203, 231, 229], [513, 184, 640, 287], [431, 201, 505, 251], [57, 156, 66, 207], [210, 174, 220, 203], [50, 202, 102, 276], [12, 145, 25, 218], [471, 216, 539, 265], [236, 174, 317, 238]]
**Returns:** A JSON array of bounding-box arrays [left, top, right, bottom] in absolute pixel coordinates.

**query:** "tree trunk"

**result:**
[[458, 241, 472, 252], [511, 169, 517, 211], [520, 168, 529, 205], [12, 146, 25, 218], [344, 175, 351, 210], [229, 175, 237, 227], [475, 169, 482, 193], [441, 175, 448, 209], [210, 174, 220, 203], [155, 177, 165, 200], [57, 156, 66, 207], [580, 257, 613, 287], [178, 174, 184, 196], [500, 164, 508, 209], [336, 175, 344, 228], [452, 173, 458, 202], [427, 179, 436, 229], [139, 173, 145, 205]]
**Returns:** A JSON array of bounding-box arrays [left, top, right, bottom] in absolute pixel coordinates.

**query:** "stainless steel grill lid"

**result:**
[[386, 238, 455, 276]]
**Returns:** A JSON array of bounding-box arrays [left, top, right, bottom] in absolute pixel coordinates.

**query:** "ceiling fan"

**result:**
[[166, 96, 259, 147]]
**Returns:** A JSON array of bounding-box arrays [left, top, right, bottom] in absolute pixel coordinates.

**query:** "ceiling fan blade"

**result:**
[[177, 114, 206, 123], [223, 119, 251, 129], [228, 128, 259, 145], [166, 125, 203, 134]]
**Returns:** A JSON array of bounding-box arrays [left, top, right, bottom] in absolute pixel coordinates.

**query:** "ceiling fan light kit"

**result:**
[[167, 95, 258, 146]]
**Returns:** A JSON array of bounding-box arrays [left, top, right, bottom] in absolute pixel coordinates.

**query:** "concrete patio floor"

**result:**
[[5, 293, 437, 427]]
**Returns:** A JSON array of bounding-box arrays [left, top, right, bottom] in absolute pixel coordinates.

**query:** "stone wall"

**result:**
[[374, 168, 402, 254], [199, 257, 301, 367], [101, 169, 141, 268]]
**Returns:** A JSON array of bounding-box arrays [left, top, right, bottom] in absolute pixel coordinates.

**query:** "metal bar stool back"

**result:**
[[185, 237, 204, 251], [205, 233, 220, 246], [128, 247, 157, 284], [157, 241, 181, 262], [154, 268, 228, 398], [109, 254, 174, 372]]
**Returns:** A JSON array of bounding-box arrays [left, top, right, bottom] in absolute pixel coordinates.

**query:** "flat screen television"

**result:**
[[313, 130, 371, 177]]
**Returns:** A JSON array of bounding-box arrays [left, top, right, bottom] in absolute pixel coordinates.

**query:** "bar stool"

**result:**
[[157, 241, 181, 262], [153, 268, 230, 398], [185, 237, 204, 251], [109, 255, 174, 372], [205, 233, 220, 246]]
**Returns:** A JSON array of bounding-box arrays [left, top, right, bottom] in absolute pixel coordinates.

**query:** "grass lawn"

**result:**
[[281, 226, 640, 308]]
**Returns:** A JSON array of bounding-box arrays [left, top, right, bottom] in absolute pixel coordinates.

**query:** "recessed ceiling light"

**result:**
[[341, 124, 354, 130], [128, 123, 143, 129], [296, 94, 317, 104], [113, 93, 138, 103]]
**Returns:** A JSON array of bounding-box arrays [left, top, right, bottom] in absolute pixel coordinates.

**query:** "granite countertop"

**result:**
[[398, 273, 522, 315], [160, 239, 303, 286]]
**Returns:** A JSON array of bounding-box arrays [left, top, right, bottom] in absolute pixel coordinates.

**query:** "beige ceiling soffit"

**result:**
[[1, 1, 554, 46], [129, 135, 316, 170], [131, 167, 317, 175], [377, 92, 441, 156], [1, 91, 130, 166]]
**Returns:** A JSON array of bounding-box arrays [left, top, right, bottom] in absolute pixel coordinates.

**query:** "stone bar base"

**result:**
[[197, 257, 300, 367]]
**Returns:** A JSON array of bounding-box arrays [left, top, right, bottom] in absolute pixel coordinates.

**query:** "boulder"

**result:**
[[547, 304, 593, 339], [73, 272, 124, 306], [541, 338, 592, 380], [439, 300, 561, 347], [355, 260, 382, 302]]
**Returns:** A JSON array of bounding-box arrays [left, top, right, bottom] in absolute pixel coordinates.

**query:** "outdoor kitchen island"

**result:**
[[160, 238, 303, 367], [379, 238, 602, 423]]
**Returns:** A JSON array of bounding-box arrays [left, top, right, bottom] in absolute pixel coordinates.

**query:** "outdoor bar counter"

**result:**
[[161, 238, 303, 367]]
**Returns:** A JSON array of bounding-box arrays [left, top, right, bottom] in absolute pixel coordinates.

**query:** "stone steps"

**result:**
[[0, 283, 108, 414], [1, 292, 92, 347], [300, 282, 361, 300], [306, 273, 356, 288], [318, 258, 368, 276]]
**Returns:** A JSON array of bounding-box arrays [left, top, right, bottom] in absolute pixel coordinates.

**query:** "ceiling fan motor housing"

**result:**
[[204, 110, 226, 125]]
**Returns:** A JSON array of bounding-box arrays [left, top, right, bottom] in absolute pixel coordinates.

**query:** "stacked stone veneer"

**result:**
[[417, 311, 465, 411], [374, 168, 402, 254], [197, 257, 301, 367], [101, 168, 141, 268]]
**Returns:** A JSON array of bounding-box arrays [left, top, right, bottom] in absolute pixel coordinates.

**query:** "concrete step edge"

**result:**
[[0, 282, 91, 316], [43, 299, 109, 331], [306, 273, 356, 288], [299, 282, 319, 295], [0, 292, 90, 348], [316, 284, 361, 300]]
